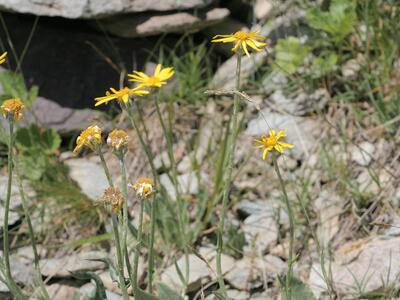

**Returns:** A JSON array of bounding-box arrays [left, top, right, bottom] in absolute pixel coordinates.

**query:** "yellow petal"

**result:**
[[154, 64, 162, 77], [269, 129, 276, 137], [242, 42, 251, 57], [278, 141, 294, 149], [262, 148, 270, 160]]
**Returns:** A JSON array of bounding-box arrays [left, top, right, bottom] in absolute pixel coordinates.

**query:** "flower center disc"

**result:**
[[234, 31, 250, 41]]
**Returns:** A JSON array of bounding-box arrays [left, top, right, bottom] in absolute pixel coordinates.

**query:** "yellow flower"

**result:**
[[94, 86, 149, 106], [211, 30, 266, 57], [73, 125, 102, 155], [101, 187, 124, 214], [1, 98, 24, 121], [107, 129, 129, 152], [128, 64, 174, 88], [131, 177, 155, 199], [254, 129, 294, 160], [0, 52, 7, 64]]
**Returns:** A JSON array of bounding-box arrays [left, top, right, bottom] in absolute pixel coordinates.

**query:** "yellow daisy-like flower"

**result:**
[[211, 30, 266, 57], [128, 64, 174, 88], [131, 177, 155, 199], [107, 129, 129, 152], [0, 52, 7, 64], [94, 86, 149, 107], [101, 186, 125, 214], [1, 98, 24, 121], [73, 125, 102, 155], [254, 129, 294, 160]]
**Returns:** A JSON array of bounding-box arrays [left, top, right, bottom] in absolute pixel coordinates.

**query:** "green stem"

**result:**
[[147, 195, 156, 293], [273, 158, 294, 300], [119, 155, 129, 277], [3, 119, 27, 299], [97, 147, 114, 187], [124, 104, 158, 182], [96, 147, 129, 299], [14, 161, 50, 299], [112, 215, 130, 300], [216, 54, 242, 297], [153, 97, 189, 291], [133, 197, 144, 298]]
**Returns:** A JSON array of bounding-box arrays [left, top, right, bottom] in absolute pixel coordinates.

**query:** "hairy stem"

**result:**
[[216, 54, 242, 296], [133, 197, 145, 298], [273, 158, 294, 300]]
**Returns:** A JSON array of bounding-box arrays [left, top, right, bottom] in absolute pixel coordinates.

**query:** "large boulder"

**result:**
[[0, 0, 214, 19]]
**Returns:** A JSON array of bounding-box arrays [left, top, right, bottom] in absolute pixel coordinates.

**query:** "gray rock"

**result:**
[[314, 191, 342, 248], [351, 141, 375, 166], [160, 171, 207, 199], [242, 212, 278, 254], [225, 256, 263, 291], [245, 110, 321, 159], [65, 157, 109, 201], [342, 54, 366, 80], [212, 51, 267, 90], [310, 237, 400, 296], [39, 251, 107, 277], [0, 0, 214, 19], [254, 0, 274, 20], [0, 254, 36, 292], [101, 8, 229, 38], [261, 70, 288, 94], [0, 176, 35, 229], [21, 97, 107, 133]]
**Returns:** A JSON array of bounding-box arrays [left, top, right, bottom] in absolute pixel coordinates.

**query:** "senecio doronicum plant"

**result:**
[[211, 30, 266, 297], [255, 130, 295, 300], [0, 98, 29, 299], [95, 65, 177, 294], [130, 177, 156, 295]]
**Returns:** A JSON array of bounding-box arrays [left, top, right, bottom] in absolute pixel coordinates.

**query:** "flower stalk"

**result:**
[[216, 53, 242, 296], [273, 158, 294, 300]]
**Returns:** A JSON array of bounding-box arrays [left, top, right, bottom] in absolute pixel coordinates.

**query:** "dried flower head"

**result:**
[[107, 129, 129, 152], [211, 30, 266, 57], [73, 125, 102, 155], [95, 86, 149, 106], [0, 52, 7, 65], [131, 177, 155, 199], [1, 98, 25, 121], [254, 129, 294, 160], [128, 64, 174, 88], [101, 186, 124, 214]]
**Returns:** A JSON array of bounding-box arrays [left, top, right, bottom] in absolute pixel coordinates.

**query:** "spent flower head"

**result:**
[[101, 186, 124, 214], [128, 64, 174, 88], [107, 129, 129, 153], [1, 98, 25, 121], [131, 177, 155, 199], [254, 129, 294, 160], [0, 52, 7, 65], [73, 125, 102, 155], [95, 86, 149, 107], [211, 30, 266, 57]]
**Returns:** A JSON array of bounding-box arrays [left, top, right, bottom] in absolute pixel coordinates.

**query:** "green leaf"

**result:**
[[274, 37, 310, 74], [0, 70, 38, 107], [156, 283, 183, 300], [15, 125, 61, 154], [135, 288, 161, 300], [306, 0, 356, 43], [311, 53, 338, 78], [290, 277, 317, 300], [17, 153, 47, 180], [71, 271, 107, 300]]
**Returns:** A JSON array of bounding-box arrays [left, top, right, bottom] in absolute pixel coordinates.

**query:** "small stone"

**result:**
[[39, 251, 107, 277], [226, 289, 250, 300], [242, 212, 279, 254], [342, 54, 366, 80], [65, 158, 109, 201], [308, 263, 328, 299], [351, 141, 375, 166], [212, 51, 267, 90], [254, 0, 274, 20], [160, 171, 207, 199], [47, 284, 78, 300], [101, 8, 229, 38], [160, 254, 210, 293], [225, 257, 263, 291]]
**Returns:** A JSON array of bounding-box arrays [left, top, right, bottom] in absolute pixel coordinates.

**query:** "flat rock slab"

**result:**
[[39, 251, 107, 277], [101, 8, 229, 38], [65, 158, 109, 202], [0, 0, 214, 18]]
